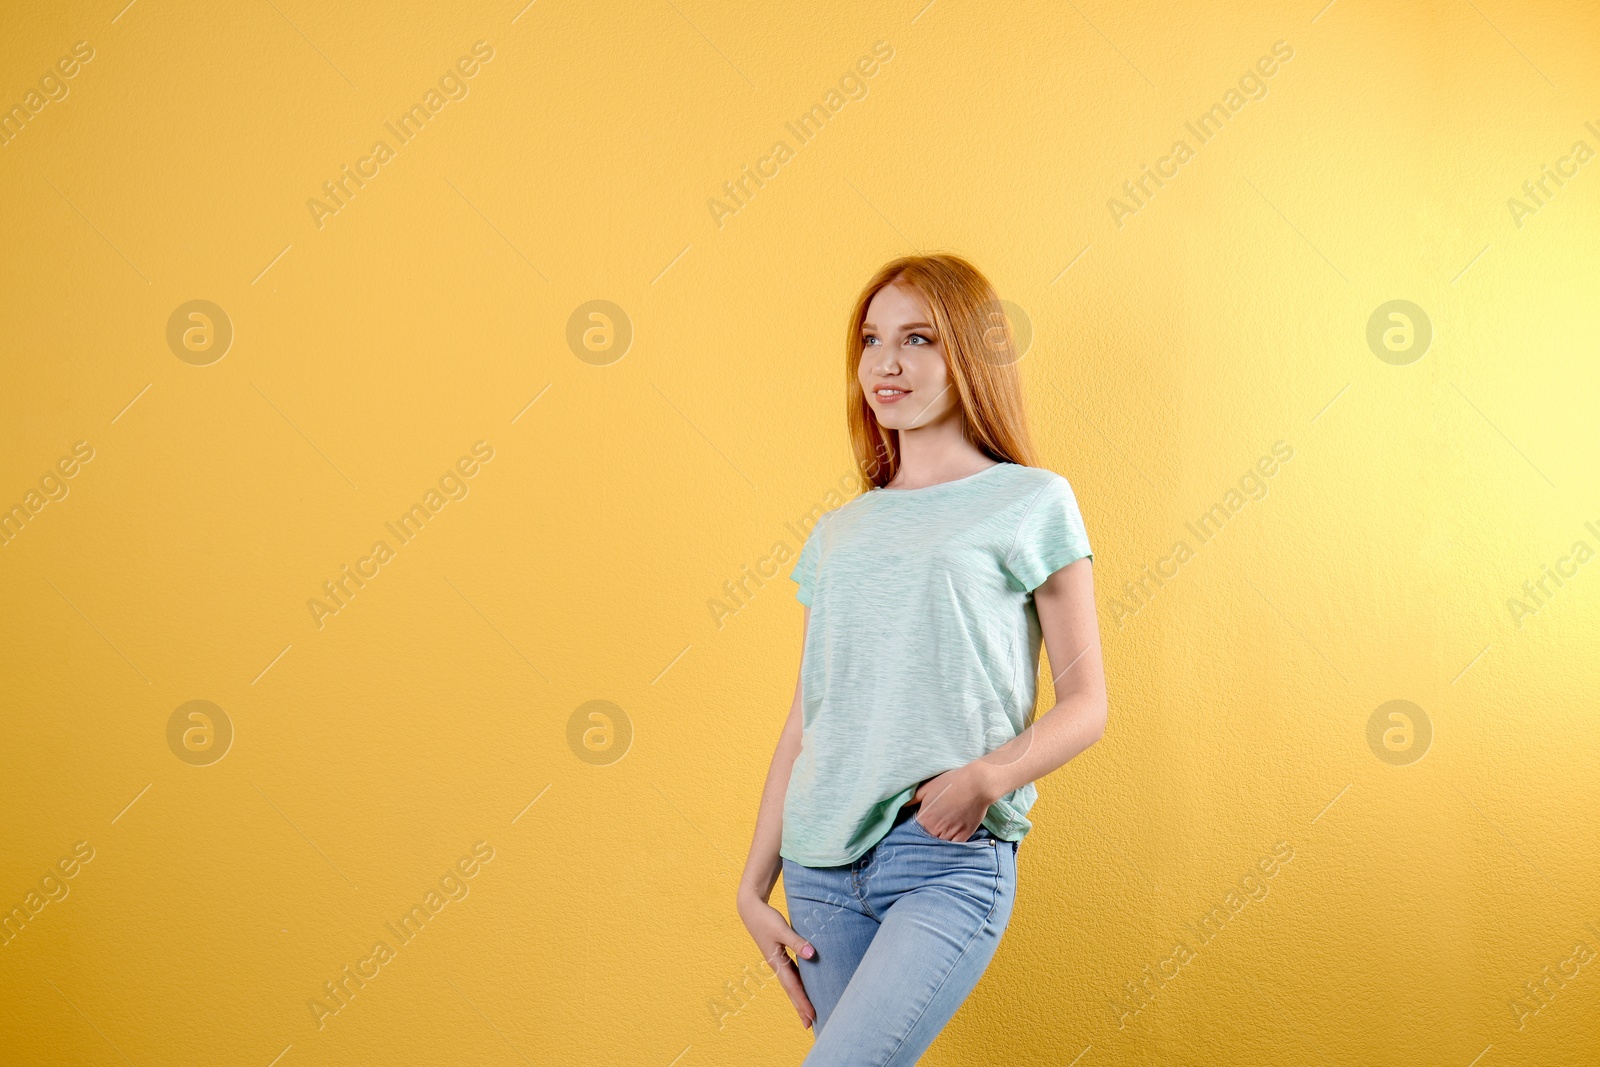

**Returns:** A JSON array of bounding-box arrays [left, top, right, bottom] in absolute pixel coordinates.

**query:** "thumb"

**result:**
[[786, 930, 815, 960], [910, 780, 930, 805]]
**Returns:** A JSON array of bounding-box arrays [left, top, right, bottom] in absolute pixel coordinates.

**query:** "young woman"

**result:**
[[736, 253, 1109, 1065]]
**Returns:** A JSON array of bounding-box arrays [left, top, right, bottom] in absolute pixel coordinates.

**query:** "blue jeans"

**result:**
[[780, 805, 1020, 1065]]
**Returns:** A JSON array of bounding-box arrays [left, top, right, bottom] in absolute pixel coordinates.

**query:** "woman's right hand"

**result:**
[[737, 894, 817, 1028]]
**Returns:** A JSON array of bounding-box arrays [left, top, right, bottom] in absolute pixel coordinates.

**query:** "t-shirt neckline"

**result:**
[[875, 461, 1012, 493]]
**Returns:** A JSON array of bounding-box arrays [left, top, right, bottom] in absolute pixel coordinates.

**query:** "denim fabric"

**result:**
[[780, 806, 1020, 1065]]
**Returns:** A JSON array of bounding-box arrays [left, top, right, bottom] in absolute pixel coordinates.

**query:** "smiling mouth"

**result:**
[[873, 388, 911, 401]]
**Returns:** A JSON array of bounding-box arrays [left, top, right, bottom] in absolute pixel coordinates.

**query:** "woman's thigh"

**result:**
[[800, 818, 1019, 1066], [780, 857, 880, 1033]]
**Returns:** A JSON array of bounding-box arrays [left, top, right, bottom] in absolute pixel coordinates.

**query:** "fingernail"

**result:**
[[802, 945, 814, 958]]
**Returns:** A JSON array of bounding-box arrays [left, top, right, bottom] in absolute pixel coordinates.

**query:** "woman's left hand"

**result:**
[[910, 762, 998, 842]]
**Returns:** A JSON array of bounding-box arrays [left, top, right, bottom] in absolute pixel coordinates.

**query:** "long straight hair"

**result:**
[[845, 253, 1039, 492]]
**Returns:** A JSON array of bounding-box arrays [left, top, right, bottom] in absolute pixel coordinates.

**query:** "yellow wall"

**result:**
[[2, 1, 1597, 1064]]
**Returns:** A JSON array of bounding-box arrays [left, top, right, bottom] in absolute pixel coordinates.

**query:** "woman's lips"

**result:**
[[873, 389, 911, 404]]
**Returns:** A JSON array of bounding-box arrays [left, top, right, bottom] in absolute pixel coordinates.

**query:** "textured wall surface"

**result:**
[[2, 2, 1597, 1065]]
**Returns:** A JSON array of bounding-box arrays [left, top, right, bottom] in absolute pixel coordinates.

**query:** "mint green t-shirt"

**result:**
[[781, 461, 1094, 867]]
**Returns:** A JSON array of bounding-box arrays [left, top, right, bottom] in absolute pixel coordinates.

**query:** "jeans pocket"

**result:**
[[907, 814, 994, 847]]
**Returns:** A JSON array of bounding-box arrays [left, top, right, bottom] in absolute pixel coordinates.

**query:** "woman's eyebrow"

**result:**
[[862, 321, 935, 331]]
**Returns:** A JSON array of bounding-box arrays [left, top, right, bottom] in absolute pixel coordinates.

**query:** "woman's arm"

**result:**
[[737, 622, 807, 902], [911, 557, 1108, 839], [980, 555, 1107, 795], [735, 606, 818, 1028]]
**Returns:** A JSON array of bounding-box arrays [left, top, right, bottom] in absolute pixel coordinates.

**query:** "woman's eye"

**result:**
[[906, 333, 929, 345]]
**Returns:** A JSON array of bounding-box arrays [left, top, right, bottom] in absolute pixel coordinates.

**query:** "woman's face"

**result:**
[[858, 282, 959, 431]]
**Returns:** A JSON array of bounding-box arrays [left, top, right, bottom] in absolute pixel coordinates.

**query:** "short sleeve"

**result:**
[[1002, 476, 1092, 593], [790, 512, 831, 605]]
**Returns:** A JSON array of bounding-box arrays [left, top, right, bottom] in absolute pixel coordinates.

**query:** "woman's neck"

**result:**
[[887, 423, 997, 490]]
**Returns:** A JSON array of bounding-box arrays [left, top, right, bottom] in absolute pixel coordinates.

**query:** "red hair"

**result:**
[[844, 253, 1039, 491]]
